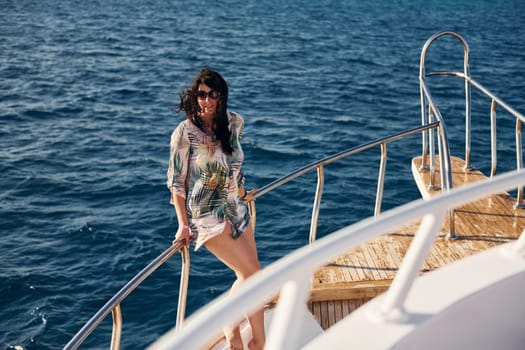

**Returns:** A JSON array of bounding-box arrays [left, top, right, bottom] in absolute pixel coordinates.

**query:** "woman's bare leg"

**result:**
[[204, 222, 265, 350]]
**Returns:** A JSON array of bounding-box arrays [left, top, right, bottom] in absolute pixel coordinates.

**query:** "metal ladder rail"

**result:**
[[420, 31, 525, 208], [419, 30, 464, 191]]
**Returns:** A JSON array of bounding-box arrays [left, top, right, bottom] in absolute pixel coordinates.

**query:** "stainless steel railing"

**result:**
[[65, 31, 524, 349], [250, 122, 440, 243], [149, 169, 525, 350], [63, 242, 190, 350], [65, 123, 440, 349], [419, 31, 525, 208]]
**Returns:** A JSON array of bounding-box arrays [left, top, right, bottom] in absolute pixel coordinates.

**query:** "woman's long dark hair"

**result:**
[[178, 68, 233, 155]]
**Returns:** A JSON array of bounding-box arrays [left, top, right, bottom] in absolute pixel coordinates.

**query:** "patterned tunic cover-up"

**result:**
[[167, 111, 250, 250]]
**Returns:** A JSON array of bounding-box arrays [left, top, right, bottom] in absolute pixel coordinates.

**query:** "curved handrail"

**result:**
[[254, 124, 437, 199], [425, 72, 525, 124], [251, 122, 439, 242], [420, 31, 525, 208], [419, 31, 462, 190], [149, 169, 525, 350], [65, 124, 439, 350], [63, 242, 188, 350]]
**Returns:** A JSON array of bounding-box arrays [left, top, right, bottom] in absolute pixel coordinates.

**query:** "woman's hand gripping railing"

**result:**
[[63, 241, 189, 350]]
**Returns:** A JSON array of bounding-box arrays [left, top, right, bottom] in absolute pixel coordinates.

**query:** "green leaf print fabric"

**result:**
[[167, 112, 250, 250]]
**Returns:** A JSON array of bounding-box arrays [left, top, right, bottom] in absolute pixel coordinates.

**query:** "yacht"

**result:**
[[64, 31, 525, 350]]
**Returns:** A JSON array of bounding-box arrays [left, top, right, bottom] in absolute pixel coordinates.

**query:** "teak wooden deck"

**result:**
[[308, 156, 525, 330]]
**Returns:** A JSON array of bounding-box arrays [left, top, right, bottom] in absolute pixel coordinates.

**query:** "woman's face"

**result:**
[[197, 83, 219, 120]]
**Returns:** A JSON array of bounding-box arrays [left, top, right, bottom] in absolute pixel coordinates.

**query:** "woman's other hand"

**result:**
[[173, 225, 191, 247], [242, 189, 258, 202]]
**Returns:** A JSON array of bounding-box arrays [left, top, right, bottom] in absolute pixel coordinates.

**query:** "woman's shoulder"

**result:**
[[171, 119, 190, 137], [175, 119, 194, 131]]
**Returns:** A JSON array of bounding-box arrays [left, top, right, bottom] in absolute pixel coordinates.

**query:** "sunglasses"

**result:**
[[196, 90, 220, 100]]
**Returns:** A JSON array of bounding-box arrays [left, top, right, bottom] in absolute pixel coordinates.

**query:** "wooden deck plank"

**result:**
[[308, 155, 525, 330], [328, 301, 336, 329]]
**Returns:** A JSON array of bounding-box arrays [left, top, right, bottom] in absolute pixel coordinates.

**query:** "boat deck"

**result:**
[[308, 156, 525, 330]]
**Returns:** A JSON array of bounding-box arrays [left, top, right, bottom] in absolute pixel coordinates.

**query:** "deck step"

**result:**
[[308, 156, 525, 329]]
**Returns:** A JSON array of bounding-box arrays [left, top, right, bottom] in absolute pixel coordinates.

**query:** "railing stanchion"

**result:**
[[428, 105, 438, 190], [248, 201, 256, 230], [309, 166, 324, 243], [110, 304, 122, 350], [419, 38, 429, 171], [266, 276, 312, 350], [515, 119, 524, 208], [379, 211, 445, 319], [464, 44, 472, 170], [491, 99, 498, 178], [375, 144, 387, 217], [176, 245, 191, 331]]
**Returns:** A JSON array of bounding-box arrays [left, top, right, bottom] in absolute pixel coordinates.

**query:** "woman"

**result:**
[[167, 68, 264, 350]]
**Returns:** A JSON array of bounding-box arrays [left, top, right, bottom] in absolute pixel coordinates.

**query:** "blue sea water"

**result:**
[[1, 0, 524, 348]]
